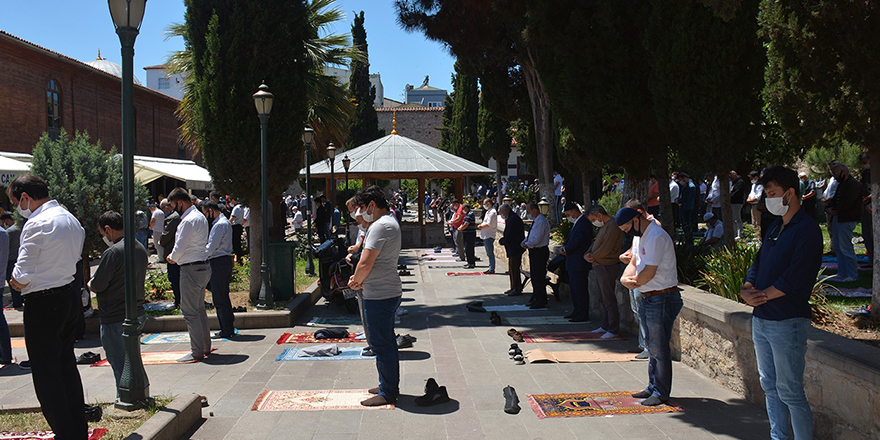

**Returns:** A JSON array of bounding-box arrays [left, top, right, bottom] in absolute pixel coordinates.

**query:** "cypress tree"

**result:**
[[348, 11, 383, 147], [478, 95, 512, 191], [448, 63, 482, 164]]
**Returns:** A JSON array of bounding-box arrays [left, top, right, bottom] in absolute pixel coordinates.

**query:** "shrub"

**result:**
[[145, 270, 172, 302], [697, 243, 760, 303], [597, 191, 622, 218]]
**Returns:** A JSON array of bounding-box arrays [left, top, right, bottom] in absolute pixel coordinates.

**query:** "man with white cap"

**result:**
[[700, 212, 725, 252]]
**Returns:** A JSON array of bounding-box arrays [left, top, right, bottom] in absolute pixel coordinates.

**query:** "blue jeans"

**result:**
[[136, 230, 149, 251], [363, 296, 402, 399], [0, 307, 10, 363], [101, 315, 147, 390], [639, 290, 683, 400], [483, 237, 496, 272], [630, 289, 646, 349], [752, 317, 812, 440], [832, 218, 857, 279]]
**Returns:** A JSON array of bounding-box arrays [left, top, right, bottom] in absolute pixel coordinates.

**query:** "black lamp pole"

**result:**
[[327, 143, 337, 238], [253, 83, 274, 310], [109, 0, 150, 410], [303, 128, 315, 275], [342, 154, 350, 193]]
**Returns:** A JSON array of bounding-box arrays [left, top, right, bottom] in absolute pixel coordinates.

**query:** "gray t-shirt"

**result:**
[[362, 213, 402, 300]]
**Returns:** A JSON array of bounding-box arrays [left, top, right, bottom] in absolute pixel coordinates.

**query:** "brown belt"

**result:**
[[641, 286, 679, 299]]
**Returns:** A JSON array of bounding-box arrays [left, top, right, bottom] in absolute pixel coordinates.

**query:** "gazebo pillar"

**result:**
[[324, 178, 331, 199], [454, 177, 464, 200], [418, 177, 426, 247]]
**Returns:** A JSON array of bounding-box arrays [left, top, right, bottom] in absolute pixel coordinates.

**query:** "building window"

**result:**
[[46, 79, 61, 131], [427, 102, 441, 108], [158, 77, 170, 90]]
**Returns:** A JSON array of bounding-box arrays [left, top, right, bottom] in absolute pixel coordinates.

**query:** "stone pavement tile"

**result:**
[[208, 397, 256, 418], [358, 408, 446, 440], [267, 411, 320, 440], [222, 410, 282, 440], [474, 409, 529, 440], [237, 370, 278, 383], [607, 414, 672, 439], [314, 410, 365, 435], [188, 416, 238, 440], [313, 435, 358, 440], [564, 417, 624, 439], [520, 411, 579, 439]]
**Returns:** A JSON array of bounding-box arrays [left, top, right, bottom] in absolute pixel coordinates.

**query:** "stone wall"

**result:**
[[377, 107, 443, 146]]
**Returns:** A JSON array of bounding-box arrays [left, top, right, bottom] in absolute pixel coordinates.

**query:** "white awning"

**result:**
[[133, 155, 214, 191], [0, 155, 31, 186]]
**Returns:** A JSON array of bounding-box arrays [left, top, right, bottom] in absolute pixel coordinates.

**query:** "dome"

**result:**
[[84, 50, 141, 85]]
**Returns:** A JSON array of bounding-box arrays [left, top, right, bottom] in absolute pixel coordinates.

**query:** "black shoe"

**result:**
[[563, 313, 574, 319], [18, 360, 30, 370], [76, 352, 101, 365], [503, 385, 521, 414], [568, 317, 588, 322], [508, 344, 519, 358], [415, 385, 450, 406], [84, 405, 102, 423], [484, 270, 495, 274], [396, 334, 416, 349], [463, 264, 476, 269], [631, 390, 652, 399], [529, 303, 546, 310], [490, 311, 502, 326], [513, 353, 525, 365], [362, 347, 376, 357], [467, 304, 487, 313], [506, 290, 523, 297]]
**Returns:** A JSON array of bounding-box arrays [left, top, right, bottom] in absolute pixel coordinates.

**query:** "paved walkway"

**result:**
[[1, 247, 771, 440]]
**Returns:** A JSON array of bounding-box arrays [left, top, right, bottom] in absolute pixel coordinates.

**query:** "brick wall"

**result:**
[[0, 37, 182, 159], [377, 108, 443, 146]]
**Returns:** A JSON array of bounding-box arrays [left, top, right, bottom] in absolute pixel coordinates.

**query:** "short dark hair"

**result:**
[[528, 202, 539, 212], [0, 213, 13, 221], [585, 205, 607, 217], [355, 185, 389, 209], [204, 201, 221, 213], [624, 198, 646, 211], [168, 187, 190, 203], [759, 165, 801, 198], [98, 211, 124, 231], [209, 191, 221, 200], [748, 171, 759, 179], [9, 173, 49, 200]]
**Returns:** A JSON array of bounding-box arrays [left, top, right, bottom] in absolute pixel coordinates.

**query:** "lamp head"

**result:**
[[108, 0, 147, 30], [342, 155, 351, 171], [303, 126, 315, 146], [538, 197, 550, 216], [326, 143, 337, 161], [253, 82, 274, 116]]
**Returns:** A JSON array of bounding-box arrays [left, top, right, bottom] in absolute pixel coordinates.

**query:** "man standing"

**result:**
[[646, 175, 660, 217], [0, 224, 10, 366], [9, 174, 87, 439], [700, 213, 725, 252], [798, 173, 816, 220], [821, 172, 839, 242], [477, 198, 498, 274], [315, 195, 331, 242], [458, 205, 477, 269], [204, 201, 236, 339], [166, 188, 212, 362], [499, 205, 525, 296], [826, 162, 862, 282], [707, 175, 722, 220], [229, 198, 245, 262], [616, 206, 681, 407], [348, 186, 402, 407], [159, 199, 181, 308], [553, 171, 564, 223], [1, 213, 22, 309], [741, 166, 821, 440], [585, 205, 624, 338], [669, 175, 681, 228], [730, 170, 746, 239], [560, 202, 592, 321], [678, 174, 696, 245], [747, 171, 764, 235], [135, 206, 150, 251], [291, 206, 304, 233], [89, 211, 147, 391], [149, 202, 165, 260], [449, 200, 465, 261], [522, 203, 551, 309]]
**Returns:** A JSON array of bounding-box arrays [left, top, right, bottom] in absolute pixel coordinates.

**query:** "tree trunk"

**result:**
[[581, 170, 592, 206], [622, 172, 649, 210], [656, 154, 675, 238], [248, 204, 262, 303], [495, 157, 503, 200], [870, 148, 880, 323], [719, 173, 735, 247], [522, 50, 556, 224]]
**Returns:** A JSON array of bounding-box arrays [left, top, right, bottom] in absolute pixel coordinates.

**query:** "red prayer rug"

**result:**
[[91, 349, 216, 367], [526, 391, 682, 418], [0, 428, 107, 440], [445, 272, 488, 276], [275, 332, 360, 344]]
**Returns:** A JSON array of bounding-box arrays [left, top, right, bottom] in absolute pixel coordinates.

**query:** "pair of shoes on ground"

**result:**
[[507, 328, 525, 343], [590, 327, 619, 339], [505, 289, 523, 296], [508, 343, 525, 365], [490, 311, 502, 326], [484, 269, 495, 274], [631, 390, 667, 406], [177, 351, 210, 363], [75, 352, 102, 365], [462, 264, 476, 269], [364, 378, 451, 407], [466, 301, 486, 313], [396, 334, 416, 348]]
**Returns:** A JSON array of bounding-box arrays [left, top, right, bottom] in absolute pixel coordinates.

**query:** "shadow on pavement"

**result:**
[[228, 334, 265, 342], [399, 350, 431, 361], [0, 364, 30, 377], [670, 397, 770, 439], [201, 354, 249, 365], [395, 396, 460, 415]]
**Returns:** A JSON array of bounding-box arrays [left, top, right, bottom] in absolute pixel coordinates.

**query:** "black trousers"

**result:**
[[208, 255, 236, 337], [167, 262, 181, 307], [231, 224, 244, 259], [463, 229, 476, 266], [528, 246, 550, 306], [24, 284, 88, 440], [508, 251, 523, 293]]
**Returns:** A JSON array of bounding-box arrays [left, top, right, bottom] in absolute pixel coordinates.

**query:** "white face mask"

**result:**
[[360, 204, 375, 223], [103, 235, 113, 247], [17, 197, 32, 219], [358, 224, 366, 232], [592, 220, 604, 228], [566, 216, 576, 224], [766, 194, 790, 217]]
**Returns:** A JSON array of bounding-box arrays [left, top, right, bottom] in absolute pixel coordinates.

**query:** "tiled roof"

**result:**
[[0, 30, 180, 103], [376, 106, 444, 112], [143, 64, 167, 70]]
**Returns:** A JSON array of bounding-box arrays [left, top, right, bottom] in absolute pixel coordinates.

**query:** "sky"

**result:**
[[0, 0, 456, 99]]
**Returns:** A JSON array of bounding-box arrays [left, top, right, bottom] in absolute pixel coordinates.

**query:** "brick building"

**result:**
[[376, 106, 443, 147]]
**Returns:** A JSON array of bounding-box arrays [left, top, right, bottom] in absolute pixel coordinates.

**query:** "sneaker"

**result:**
[[513, 353, 525, 365], [503, 385, 521, 414], [362, 347, 376, 357], [631, 390, 652, 398], [635, 349, 650, 360], [211, 332, 230, 339], [600, 332, 618, 339], [75, 352, 101, 365], [396, 334, 415, 349], [355, 333, 367, 341], [463, 264, 476, 269], [508, 344, 519, 358], [590, 327, 606, 334]]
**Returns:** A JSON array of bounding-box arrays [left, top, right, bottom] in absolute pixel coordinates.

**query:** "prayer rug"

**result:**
[[483, 305, 546, 312], [427, 265, 465, 269], [11, 339, 25, 348], [141, 331, 234, 344], [501, 316, 580, 326], [275, 332, 359, 344], [90, 349, 216, 367], [525, 348, 645, 363], [252, 389, 394, 411], [275, 347, 371, 361], [822, 255, 869, 263], [820, 287, 872, 298], [522, 331, 626, 343], [526, 391, 682, 418], [421, 257, 458, 262], [305, 317, 362, 326], [820, 262, 872, 271], [143, 301, 176, 312], [445, 272, 488, 276], [0, 428, 107, 440]]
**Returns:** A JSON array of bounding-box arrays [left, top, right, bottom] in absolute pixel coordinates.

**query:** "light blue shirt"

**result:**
[[206, 213, 233, 259], [522, 214, 550, 248]]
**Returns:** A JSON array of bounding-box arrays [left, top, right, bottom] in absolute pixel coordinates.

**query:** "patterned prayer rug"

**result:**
[[0, 428, 107, 439], [445, 272, 488, 276], [252, 389, 394, 411], [141, 332, 229, 345], [275, 347, 371, 361], [275, 332, 359, 344], [522, 331, 626, 343], [427, 265, 465, 269], [525, 349, 644, 363], [305, 317, 362, 326], [483, 305, 546, 312], [91, 349, 215, 367], [820, 287, 872, 298], [526, 391, 682, 418], [501, 316, 580, 326]]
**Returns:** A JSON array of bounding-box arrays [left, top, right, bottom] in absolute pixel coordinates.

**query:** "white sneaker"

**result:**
[[355, 333, 367, 340], [590, 327, 606, 334], [600, 332, 617, 339]]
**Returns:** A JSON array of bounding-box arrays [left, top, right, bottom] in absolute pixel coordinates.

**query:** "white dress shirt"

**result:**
[[631, 221, 678, 292], [479, 207, 498, 240], [823, 177, 838, 200], [229, 204, 244, 225], [669, 181, 681, 202], [13, 200, 85, 295], [748, 182, 764, 203], [206, 213, 233, 259], [292, 211, 304, 229], [169, 205, 209, 265], [522, 214, 550, 248], [707, 177, 722, 208]]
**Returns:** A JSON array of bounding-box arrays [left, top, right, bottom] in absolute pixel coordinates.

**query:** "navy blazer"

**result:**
[[564, 216, 593, 272], [501, 214, 525, 257]]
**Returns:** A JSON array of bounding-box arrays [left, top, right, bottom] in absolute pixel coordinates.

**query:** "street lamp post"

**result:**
[[538, 197, 551, 217], [326, 143, 337, 239], [341, 154, 351, 245], [303, 127, 315, 275], [342, 154, 351, 193], [253, 82, 274, 310], [108, 0, 150, 410]]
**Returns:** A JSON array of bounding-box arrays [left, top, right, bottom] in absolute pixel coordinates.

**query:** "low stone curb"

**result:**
[[124, 393, 201, 440]]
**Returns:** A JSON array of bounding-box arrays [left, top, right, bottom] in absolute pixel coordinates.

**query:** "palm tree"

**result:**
[[165, 0, 360, 154]]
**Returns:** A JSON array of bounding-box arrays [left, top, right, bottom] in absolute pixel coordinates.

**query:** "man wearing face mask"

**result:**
[[477, 198, 498, 274], [88, 211, 147, 393], [740, 166, 822, 440], [616, 206, 681, 407], [584, 205, 623, 338], [458, 205, 477, 269], [825, 162, 862, 282], [203, 201, 235, 339], [559, 202, 592, 320], [521, 203, 551, 309], [158, 199, 181, 308], [8, 173, 87, 439], [700, 212, 724, 252], [166, 188, 212, 363], [498, 204, 525, 296], [1, 213, 22, 309]]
